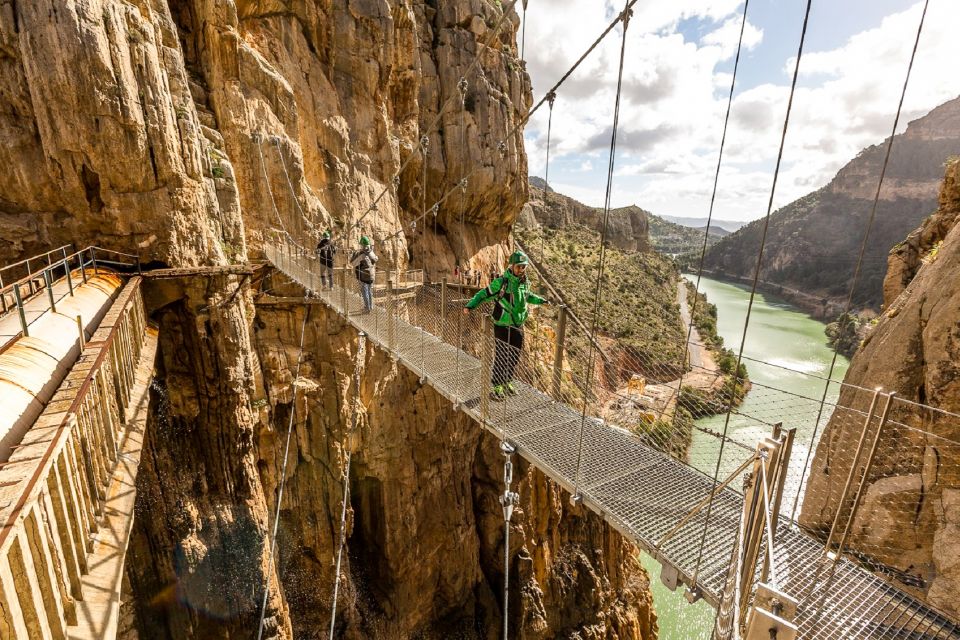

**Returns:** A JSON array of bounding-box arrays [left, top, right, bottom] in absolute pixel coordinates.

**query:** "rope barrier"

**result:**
[[539, 92, 556, 264], [690, 0, 814, 595], [256, 287, 312, 640], [788, 0, 931, 523], [572, 0, 632, 503]]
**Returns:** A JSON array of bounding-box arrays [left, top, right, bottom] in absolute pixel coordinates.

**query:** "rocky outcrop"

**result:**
[[522, 179, 651, 253], [0, 0, 656, 637], [800, 159, 960, 618], [702, 96, 960, 312], [238, 291, 655, 638]]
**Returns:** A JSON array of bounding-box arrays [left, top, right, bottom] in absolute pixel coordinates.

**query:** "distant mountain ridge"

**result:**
[[700, 95, 960, 314], [662, 215, 744, 232], [524, 177, 723, 255]]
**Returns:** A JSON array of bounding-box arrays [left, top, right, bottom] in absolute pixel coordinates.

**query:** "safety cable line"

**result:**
[[345, 0, 522, 238], [273, 137, 316, 238], [328, 333, 365, 639], [572, 0, 632, 501], [788, 0, 930, 524], [374, 0, 641, 248], [256, 289, 312, 640], [671, 0, 751, 414], [257, 135, 300, 249], [691, 0, 813, 592], [540, 92, 556, 263]]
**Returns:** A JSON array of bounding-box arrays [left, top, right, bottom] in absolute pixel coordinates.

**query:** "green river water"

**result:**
[[640, 275, 850, 639]]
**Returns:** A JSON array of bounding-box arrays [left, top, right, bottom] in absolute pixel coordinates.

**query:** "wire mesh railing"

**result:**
[[265, 237, 960, 638]]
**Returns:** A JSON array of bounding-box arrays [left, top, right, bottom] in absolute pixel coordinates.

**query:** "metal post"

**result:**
[[77, 315, 85, 349], [13, 284, 28, 337], [440, 277, 448, 340], [822, 388, 882, 554], [44, 269, 56, 314], [552, 305, 568, 397], [339, 268, 348, 315], [27, 258, 35, 295], [834, 392, 897, 558], [61, 247, 74, 296], [0, 272, 7, 314], [136, 255, 142, 275], [63, 258, 74, 296], [386, 279, 396, 351], [91, 248, 99, 275], [480, 319, 494, 424]]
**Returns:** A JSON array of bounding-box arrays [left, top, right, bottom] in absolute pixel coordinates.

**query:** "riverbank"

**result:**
[[691, 268, 847, 320]]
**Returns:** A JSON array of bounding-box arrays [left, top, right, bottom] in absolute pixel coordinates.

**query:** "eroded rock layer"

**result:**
[[800, 159, 960, 618], [0, 0, 656, 637]]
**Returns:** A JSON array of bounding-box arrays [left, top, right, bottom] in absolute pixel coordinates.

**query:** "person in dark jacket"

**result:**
[[349, 236, 378, 313], [463, 250, 549, 400], [315, 230, 336, 289]]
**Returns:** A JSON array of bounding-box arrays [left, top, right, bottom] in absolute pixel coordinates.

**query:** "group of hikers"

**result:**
[[315, 231, 549, 401]]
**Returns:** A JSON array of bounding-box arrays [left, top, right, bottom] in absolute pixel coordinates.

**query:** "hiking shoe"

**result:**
[[490, 385, 506, 401], [506, 381, 519, 396]]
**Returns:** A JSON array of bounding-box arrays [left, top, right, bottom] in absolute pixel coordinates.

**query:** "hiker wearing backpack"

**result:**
[[315, 230, 336, 289], [463, 250, 549, 400], [350, 236, 378, 313]]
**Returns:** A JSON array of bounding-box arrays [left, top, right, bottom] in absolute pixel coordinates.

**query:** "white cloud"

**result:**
[[520, 1, 960, 222]]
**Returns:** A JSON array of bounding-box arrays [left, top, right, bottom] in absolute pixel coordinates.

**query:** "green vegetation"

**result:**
[[517, 223, 686, 374], [648, 215, 724, 256], [825, 311, 870, 358]]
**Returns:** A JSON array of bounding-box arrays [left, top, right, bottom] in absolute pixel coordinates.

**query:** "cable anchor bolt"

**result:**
[[546, 91, 557, 108]]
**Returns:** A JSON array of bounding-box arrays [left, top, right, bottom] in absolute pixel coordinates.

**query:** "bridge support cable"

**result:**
[[572, 0, 632, 503], [789, 0, 931, 524], [499, 442, 520, 640], [329, 332, 366, 639], [347, 0, 523, 238], [690, 0, 813, 598], [538, 92, 556, 263], [803, 392, 897, 618], [373, 1, 643, 251], [671, 0, 751, 412], [256, 290, 312, 640]]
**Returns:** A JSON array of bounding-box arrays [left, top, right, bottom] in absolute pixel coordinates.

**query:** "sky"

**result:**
[[519, 0, 960, 223]]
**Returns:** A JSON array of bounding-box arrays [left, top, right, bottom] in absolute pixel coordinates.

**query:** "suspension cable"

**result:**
[[257, 134, 300, 248], [498, 441, 519, 640], [256, 284, 312, 640], [540, 92, 556, 263], [571, 0, 633, 502], [671, 0, 751, 414], [273, 137, 317, 238], [345, 0, 523, 238], [788, 0, 930, 523], [328, 332, 365, 639], [690, 0, 814, 593], [375, 0, 642, 248]]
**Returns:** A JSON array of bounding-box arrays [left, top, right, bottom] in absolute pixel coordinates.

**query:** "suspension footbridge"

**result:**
[[265, 239, 960, 640]]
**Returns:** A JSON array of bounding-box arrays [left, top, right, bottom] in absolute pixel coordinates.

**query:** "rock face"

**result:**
[[702, 96, 960, 314], [0, 0, 656, 638], [800, 159, 960, 618], [523, 179, 651, 253]]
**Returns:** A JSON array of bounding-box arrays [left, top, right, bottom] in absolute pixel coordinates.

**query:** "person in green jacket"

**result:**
[[463, 250, 549, 400]]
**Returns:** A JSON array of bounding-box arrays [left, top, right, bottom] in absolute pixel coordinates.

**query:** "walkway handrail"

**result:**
[[0, 277, 149, 637]]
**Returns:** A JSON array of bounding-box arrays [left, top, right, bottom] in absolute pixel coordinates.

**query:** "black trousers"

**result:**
[[492, 324, 524, 387]]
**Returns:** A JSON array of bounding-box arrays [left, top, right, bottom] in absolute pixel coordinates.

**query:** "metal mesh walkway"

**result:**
[[266, 242, 960, 640]]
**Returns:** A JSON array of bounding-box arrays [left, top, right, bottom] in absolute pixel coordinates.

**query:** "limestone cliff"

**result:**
[[0, 0, 656, 637], [800, 159, 960, 618], [522, 178, 651, 254]]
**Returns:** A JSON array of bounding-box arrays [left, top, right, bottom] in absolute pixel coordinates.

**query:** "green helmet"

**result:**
[[359, 235, 372, 247], [323, 230, 331, 239], [508, 250, 529, 266]]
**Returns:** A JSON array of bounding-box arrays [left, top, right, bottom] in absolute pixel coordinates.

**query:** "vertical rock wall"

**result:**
[[800, 159, 960, 618], [0, 0, 656, 637]]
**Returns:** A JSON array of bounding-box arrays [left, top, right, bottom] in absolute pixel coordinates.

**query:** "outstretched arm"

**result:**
[[465, 277, 503, 309], [526, 291, 548, 305]]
